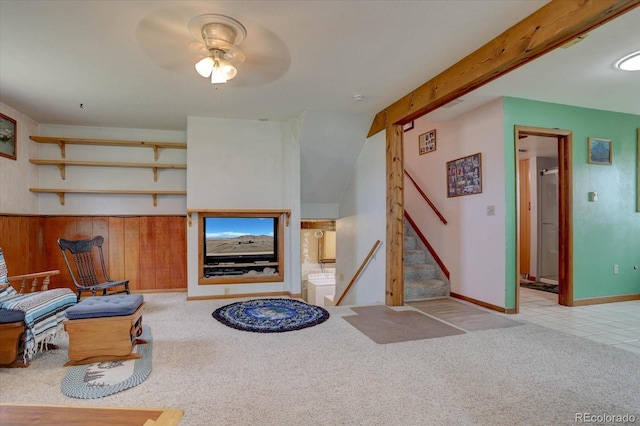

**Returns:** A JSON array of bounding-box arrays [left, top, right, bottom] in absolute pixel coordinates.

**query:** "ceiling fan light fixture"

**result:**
[[211, 60, 237, 84], [615, 50, 640, 71], [189, 14, 247, 85], [195, 56, 214, 77], [196, 54, 238, 83], [189, 14, 247, 46], [201, 22, 238, 51]]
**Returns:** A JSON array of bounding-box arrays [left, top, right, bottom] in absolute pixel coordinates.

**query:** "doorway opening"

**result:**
[[300, 220, 336, 306], [515, 126, 573, 311]]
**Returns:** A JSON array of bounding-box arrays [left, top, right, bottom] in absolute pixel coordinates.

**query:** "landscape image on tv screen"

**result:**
[[205, 217, 275, 259]]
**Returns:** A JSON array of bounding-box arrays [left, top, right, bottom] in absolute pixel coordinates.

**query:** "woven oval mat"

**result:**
[[61, 325, 152, 399]]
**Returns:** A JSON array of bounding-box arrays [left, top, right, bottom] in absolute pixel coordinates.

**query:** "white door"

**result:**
[[538, 168, 559, 285]]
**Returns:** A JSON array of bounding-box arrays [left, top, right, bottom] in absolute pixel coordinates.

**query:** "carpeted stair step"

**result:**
[[403, 217, 451, 302], [404, 236, 417, 251], [404, 279, 448, 301], [405, 249, 428, 266], [405, 264, 437, 281]]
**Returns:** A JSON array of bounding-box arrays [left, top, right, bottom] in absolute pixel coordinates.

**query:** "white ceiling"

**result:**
[[1, 1, 638, 205], [517, 135, 558, 160], [426, 5, 640, 122]]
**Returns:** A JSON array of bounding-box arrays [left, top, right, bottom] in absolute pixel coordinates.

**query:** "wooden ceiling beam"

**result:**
[[368, 0, 640, 137]]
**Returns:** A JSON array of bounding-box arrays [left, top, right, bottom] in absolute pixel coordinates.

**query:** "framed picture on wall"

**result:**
[[446, 152, 482, 197], [418, 129, 436, 155], [403, 121, 414, 132], [588, 137, 612, 165], [0, 113, 17, 161]]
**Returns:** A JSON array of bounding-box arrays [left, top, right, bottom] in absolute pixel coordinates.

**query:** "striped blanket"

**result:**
[[0, 288, 76, 362]]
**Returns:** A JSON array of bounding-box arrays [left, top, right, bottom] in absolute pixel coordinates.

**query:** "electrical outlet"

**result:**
[[613, 264, 619, 275], [487, 205, 495, 216], [224, 287, 230, 295]]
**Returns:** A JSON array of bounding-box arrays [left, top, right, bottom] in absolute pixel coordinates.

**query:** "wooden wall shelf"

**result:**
[[29, 159, 186, 181], [29, 189, 186, 207], [28, 135, 187, 207], [29, 136, 186, 160]]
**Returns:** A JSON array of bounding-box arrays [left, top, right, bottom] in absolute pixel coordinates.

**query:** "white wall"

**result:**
[[404, 99, 506, 308], [301, 203, 338, 219], [335, 132, 386, 305], [186, 117, 301, 298], [298, 110, 369, 207], [35, 124, 186, 215], [0, 102, 39, 214]]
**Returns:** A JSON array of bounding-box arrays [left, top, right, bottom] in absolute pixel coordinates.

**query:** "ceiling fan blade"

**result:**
[[230, 25, 291, 86], [232, 54, 291, 86], [136, 5, 205, 71], [136, 5, 291, 86]]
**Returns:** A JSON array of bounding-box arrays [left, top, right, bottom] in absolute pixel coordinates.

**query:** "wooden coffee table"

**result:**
[[0, 404, 183, 426]]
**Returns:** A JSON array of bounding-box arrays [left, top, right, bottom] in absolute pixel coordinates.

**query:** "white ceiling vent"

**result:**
[[443, 99, 464, 109]]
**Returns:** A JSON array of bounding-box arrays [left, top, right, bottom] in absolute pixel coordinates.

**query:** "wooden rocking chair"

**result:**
[[57, 236, 130, 302]]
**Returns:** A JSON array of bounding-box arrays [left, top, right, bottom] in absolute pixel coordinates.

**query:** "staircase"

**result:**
[[404, 218, 449, 302]]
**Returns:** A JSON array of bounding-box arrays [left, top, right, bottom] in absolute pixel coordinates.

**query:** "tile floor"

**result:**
[[515, 286, 640, 354]]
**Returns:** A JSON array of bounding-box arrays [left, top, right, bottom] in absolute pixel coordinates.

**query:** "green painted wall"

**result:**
[[504, 97, 640, 307]]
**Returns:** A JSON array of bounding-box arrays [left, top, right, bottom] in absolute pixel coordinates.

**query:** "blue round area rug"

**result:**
[[212, 298, 330, 333]]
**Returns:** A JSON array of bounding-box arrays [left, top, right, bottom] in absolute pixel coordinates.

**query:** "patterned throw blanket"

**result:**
[[1, 288, 76, 361]]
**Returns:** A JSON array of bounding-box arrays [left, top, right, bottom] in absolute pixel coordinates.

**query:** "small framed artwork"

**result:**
[[588, 137, 612, 165], [0, 113, 17, 161], [419, 129, 436, 155], [446, 152, 482, 197], [403, 121, 414, 132]]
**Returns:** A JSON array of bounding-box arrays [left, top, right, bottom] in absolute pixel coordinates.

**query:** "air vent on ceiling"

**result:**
[[443, 99, 464, 109], [561, 34, 588, 49]]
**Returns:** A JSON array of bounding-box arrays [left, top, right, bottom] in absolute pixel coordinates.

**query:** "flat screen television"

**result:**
[[204, 217, 277, 263]]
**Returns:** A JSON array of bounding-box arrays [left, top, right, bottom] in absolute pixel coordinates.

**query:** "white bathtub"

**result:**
[[306, 272, 335, 307]]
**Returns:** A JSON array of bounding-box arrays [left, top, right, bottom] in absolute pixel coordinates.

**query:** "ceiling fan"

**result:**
[[189, 14, 246, 84], [136, 6, 290, 86]]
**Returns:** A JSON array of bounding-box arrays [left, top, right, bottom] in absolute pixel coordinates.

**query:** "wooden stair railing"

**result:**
[[404, 170, 447, 225], [335, 240, 382, 306]]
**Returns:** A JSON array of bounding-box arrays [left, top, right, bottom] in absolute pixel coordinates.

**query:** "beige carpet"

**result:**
[[1, 293, 639, 425], [343, 305, 465, 343]]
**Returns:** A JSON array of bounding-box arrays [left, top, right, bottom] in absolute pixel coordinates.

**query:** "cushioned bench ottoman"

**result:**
[[63, 294, 146, 366]]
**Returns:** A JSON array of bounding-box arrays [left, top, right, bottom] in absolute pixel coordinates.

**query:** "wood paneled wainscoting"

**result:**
[[0, 216, 186, 293]]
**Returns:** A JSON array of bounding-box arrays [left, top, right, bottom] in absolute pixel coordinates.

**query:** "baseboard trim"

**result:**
[[571, 293, 640, 306], [187, 291, 300, 301], [133, 289, 187, 294], [450, 292, 516, 314]]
